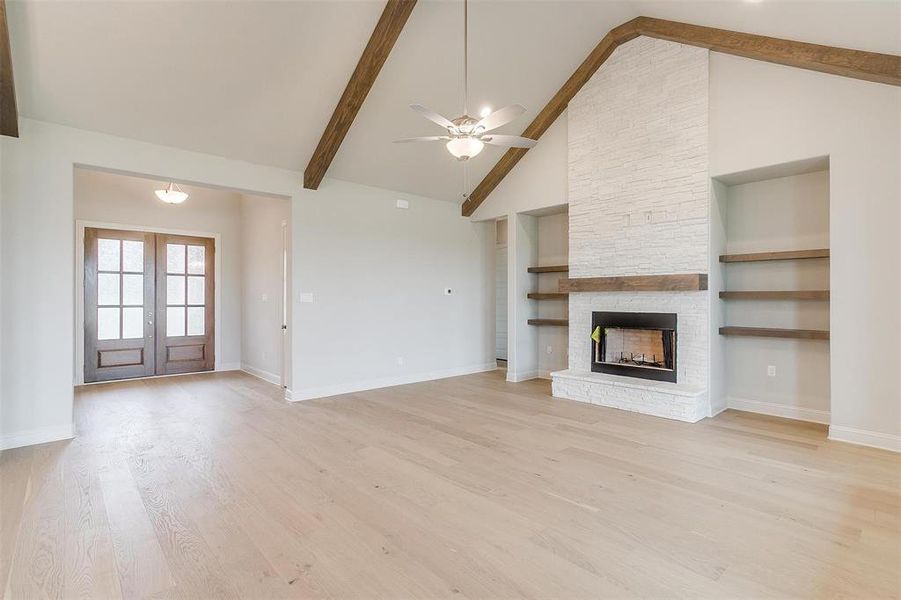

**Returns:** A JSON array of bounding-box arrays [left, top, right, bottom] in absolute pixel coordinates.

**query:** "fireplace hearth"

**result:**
[[591, 312, 677, 382]]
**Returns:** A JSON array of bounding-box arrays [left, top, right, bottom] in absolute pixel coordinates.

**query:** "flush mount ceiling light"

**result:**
[[394, 0, 536, 162], [155, 182, 188, 204]]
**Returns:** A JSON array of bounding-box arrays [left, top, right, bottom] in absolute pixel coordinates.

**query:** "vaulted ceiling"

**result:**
[[8, 0, 900, 202]]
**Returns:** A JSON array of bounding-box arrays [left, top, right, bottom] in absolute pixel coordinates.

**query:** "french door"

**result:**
[[84, 228, 215, 383]]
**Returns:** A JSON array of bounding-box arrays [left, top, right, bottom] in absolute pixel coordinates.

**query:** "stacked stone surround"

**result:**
[[552, 36, 711, 422]]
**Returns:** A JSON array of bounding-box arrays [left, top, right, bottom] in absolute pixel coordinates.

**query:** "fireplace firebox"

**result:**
[[590, 312, 677, 383]]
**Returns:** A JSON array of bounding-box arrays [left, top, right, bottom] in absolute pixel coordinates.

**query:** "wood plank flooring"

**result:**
[[2, 370, 899, 599]]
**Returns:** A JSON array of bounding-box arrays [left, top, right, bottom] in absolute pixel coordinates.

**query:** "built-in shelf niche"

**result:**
[[523, 206, 569, 376], [711, 156, 831, 422]]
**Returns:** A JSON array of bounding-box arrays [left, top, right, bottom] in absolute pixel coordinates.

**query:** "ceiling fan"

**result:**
[[394, 0, 536, 161]]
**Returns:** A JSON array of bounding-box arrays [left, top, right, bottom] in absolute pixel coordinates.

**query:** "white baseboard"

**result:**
[[1, 423, 75, 451], [727, 396, 830, 424], [506, 369, 540, 383], [289, 362, 498, 402], [284, 388, 294, 401], [709, 402, 728, 418], [216, 362, 242, 372], [241, 364, 282, 386], [829, 425, 901, 453]]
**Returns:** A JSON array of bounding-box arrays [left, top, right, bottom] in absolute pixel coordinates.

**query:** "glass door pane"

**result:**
[[85, 228, 154, 383], [96, 237, 145, 341]]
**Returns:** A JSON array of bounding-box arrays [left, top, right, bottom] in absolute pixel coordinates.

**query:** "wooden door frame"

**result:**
[[75, 220, 223, 385]]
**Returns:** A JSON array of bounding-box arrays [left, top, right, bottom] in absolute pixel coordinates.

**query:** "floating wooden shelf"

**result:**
[[527, 292, 569, 300], [719, 290, 830, 301], [559, 273, 707, 293], [527, 265, 569, 274], [719, 326, 829, 340], [719, 249, 829, 263], [528, 319, 569, 327]]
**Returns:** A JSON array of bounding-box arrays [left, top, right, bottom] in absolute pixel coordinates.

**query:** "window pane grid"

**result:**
[[165, 244, 205, 337], [96, 238, 144, 340]]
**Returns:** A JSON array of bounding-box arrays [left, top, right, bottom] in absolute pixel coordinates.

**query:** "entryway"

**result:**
[[75, 167, 291, 390], [84, 227, 215, 382]]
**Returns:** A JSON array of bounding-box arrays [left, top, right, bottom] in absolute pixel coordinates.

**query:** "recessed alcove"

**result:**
[[711, 156, 831, 423]]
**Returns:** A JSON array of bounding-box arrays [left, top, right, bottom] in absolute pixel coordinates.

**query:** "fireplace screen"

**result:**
[[591, 312, 677, 382]]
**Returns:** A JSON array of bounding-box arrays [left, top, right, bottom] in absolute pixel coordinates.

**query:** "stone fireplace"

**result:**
[[549, 36, 711, 423]]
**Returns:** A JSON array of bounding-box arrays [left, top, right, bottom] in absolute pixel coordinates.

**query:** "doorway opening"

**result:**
[[75, 167, 291, 388]]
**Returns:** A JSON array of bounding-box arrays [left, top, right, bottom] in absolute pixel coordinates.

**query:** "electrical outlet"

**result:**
[[396, 199, 409, 209], [767, 365, 776, 377], [396, 357, 405, 366], [546, 345, 553, 355]]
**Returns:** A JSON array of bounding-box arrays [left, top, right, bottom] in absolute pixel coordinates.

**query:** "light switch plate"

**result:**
[[396, 199, 409, 209], [298, 292, 314, 304]]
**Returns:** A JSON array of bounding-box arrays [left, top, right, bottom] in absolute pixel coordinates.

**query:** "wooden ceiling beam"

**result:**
[[304, 0, 417, 190], [461, 17, 901, 217], [0, 0, 18, 138], [634, 17, 901, 87]]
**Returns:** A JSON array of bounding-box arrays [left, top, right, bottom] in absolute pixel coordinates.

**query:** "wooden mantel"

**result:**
[[559, 273, 708, 293]]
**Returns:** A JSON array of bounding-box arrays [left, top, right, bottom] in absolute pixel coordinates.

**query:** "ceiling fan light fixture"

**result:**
[[446, 137, 484, 160], [155, 182, 188, 204]]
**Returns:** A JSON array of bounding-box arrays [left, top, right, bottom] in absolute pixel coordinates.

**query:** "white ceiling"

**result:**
[[9, 0, 900, 202]]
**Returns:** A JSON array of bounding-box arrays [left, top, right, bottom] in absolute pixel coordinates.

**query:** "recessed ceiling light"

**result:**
[[479, 106, 492, 118]]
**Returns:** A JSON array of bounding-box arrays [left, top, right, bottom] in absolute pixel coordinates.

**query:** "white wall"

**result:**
[[74, 168, 244, 374], [709, 54, 901, 449], [709, 180, 728, 416], [1, 119, 496, 450], [240, 194, 290, 385], [289, 178, 495, 400]]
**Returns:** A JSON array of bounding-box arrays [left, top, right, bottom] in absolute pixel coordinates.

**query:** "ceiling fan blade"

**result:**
[[410, 104, 456, 130], [393, 136, 450, 143], [476, 104, 526, 132], [481, 134, 537, 148]]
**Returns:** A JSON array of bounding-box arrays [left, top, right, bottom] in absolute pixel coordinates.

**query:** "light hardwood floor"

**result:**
[[2, 371, 899, 599]]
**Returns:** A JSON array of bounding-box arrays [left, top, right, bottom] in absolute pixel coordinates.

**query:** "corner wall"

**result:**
[[240, 194, 291, 386]]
